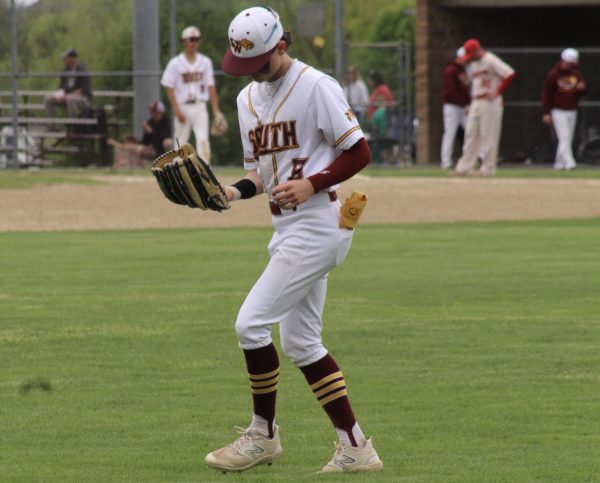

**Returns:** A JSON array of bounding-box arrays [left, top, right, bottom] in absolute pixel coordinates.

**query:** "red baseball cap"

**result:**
[[222, 6, 284, 76], [461, 38, 481, 61]]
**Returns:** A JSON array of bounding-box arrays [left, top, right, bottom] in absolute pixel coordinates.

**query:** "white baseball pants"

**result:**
[[551, 109, 577, 170], [440, 103, 467, 169], [235, 195, 353, 368], [456, 97, 503, 176], [174, 101, 211, 162]]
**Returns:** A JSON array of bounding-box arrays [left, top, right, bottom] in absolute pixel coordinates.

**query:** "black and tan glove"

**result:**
[[150, 143, 230, 211]]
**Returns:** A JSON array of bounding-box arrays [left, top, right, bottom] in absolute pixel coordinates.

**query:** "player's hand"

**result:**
[[175, 109, 186, 123], [542, 114, 552, 126], [272, 179, 315, 210], [576, 81, 586, 92], [224, 186, 237, 202]]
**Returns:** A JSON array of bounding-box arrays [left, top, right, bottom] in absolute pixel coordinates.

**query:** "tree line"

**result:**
[[0, 0, 414, 165]]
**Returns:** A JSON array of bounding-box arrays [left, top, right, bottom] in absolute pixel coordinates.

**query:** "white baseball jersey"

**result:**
[[161, 53, 215, 104], [237, 59, 364, 202], [234, 59, 361, 365], [467, 52, 514, 98]]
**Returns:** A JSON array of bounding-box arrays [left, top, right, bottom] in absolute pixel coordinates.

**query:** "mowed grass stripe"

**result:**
[[1, 221, 599, 482]]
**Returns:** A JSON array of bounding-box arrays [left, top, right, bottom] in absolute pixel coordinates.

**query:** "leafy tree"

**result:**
[[0, 0, 415, 166]]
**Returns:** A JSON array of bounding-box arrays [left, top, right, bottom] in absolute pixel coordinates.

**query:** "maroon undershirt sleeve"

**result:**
[[307, 138, 371, 193], [497, 72, 516, 96]]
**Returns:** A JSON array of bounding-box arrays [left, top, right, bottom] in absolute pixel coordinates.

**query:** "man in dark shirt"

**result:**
[[108, 101, 173, 168], [44, 48, 92, 121], [440, 47, 470, 169], [141, 101, 173, 156]]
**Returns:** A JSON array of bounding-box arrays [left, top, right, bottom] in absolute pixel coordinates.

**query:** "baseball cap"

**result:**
[[149, 101, 165, 113], [62, 48, 78, 59], [561, 48, 579, 64], [461, 38, 481, 61], [222, 6, 284, 76], [181, 26, 201, 40]]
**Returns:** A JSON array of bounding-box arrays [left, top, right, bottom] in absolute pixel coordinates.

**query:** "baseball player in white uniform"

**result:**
[[454, 38, 515, 176], [161, 26, 222, 163], [204, 6, 383, 475]]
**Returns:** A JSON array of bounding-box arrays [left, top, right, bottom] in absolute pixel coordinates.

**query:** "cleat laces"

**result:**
[[228, 427, 263, 455]]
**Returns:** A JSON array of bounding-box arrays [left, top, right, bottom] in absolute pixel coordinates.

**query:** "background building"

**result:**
[[415, 0, 600, 164]]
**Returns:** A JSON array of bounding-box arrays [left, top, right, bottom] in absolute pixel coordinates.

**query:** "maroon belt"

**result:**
[[269, 191, 338, 216]]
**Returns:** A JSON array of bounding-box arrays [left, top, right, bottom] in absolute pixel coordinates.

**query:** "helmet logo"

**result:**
[[230, 38, 255, 53]]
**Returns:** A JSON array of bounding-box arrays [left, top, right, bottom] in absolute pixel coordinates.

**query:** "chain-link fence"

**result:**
[[1, 0, 414, 168], [346, 41, 414, 165]]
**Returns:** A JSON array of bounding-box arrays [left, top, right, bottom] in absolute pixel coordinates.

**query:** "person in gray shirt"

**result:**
[[45, 48, 92, 124]]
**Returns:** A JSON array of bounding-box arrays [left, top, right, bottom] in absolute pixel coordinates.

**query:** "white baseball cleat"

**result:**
[[205, 425, 282, 473], [320, 437, 383, 473]]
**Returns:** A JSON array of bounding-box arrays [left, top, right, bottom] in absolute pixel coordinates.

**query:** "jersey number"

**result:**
[[288, 158, 307, 180]]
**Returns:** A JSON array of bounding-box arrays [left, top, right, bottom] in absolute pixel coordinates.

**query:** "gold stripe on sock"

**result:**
[[250, 375, 279, 387], [313, 379, 346, 399], [309, 371, 343, 391], [319, 388, 348, 406], [248, 368, 280, 380], [251, 384, 278, 395]]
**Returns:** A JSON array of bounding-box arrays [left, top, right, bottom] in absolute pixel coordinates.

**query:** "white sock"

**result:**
[[250, 414, 271, 435], [336, 422, 366, 447]]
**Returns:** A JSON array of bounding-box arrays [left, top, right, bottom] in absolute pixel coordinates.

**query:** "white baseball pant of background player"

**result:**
[[455, 48, 514, 176], [551, 108, 577, 170], [441, 104, 468, 169], [174, 101, 210, 161], [457, 97, 503, 175]]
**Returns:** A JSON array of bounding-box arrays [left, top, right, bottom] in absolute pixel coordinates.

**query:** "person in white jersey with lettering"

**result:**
[[161, 26, 223, 163], [203, 5, 383, 475], [453, 38, 516, 176]]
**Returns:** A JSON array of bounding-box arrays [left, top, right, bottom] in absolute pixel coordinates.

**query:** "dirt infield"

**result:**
[[2, 174, 600, 232]]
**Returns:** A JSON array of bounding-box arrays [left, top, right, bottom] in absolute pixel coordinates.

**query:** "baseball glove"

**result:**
[[339, 191, 368, 230], [210, 111, 229, 137], [150, 143, 230, 211]]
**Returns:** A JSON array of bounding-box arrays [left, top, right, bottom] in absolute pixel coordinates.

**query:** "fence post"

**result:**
[[334, 0, 344, 82], [133, 0, 160, 141], [8, 0, 19, 169]]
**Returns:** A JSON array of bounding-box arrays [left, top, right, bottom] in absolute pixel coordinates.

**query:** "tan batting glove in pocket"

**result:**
[[339, 191, 368, 230]]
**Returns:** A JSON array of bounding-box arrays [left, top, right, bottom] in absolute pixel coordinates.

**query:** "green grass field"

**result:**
[[2, 220, 600, 481], [1, 163, 600, 189]]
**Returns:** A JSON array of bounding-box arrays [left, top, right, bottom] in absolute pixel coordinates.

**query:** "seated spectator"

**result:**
[[108, 101, 173, 169], [44, 49, 92, 126], [142, 101, 173, 157]]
